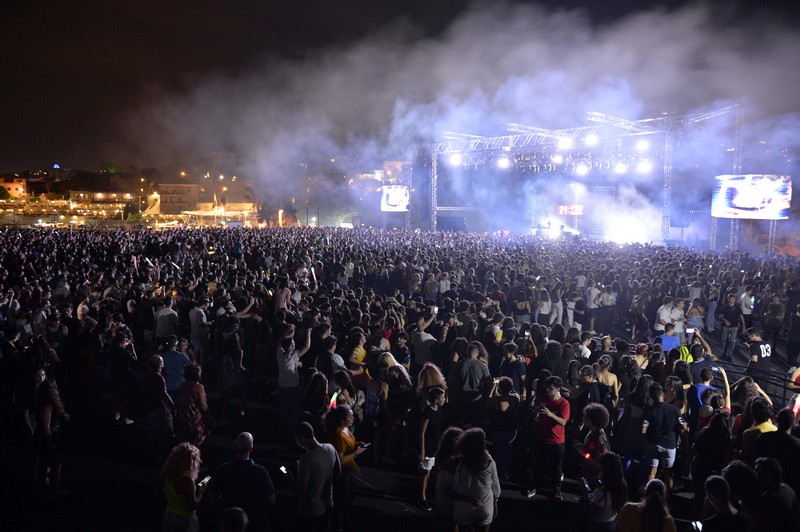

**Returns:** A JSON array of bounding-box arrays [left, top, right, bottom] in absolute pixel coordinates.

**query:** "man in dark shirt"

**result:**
[[746, 327, 772, 383], [754, 457, 800, 531], [527, 340, 567, 388], [756, 408, 800, 496], [642, 383, 687, 492], [718, 293, 745, 361], [702, 475, 757, 532], [448, 344, 492, 426], [210, 432, 276, 532]]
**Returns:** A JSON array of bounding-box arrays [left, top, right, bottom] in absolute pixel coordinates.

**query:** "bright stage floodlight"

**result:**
[[614, 162, 628, 174], [551, 154, 564, 164], [557, 137, 573, 150], [637, 160, 652, 173], [635, 140, 650, 152], [448, 153, 463, 166], [584, 134, 599, 147], [575, 163, 590, 176], [497, 157, 510, 169]]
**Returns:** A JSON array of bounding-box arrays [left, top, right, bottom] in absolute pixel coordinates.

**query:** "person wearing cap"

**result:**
[[161, 336, 192, 402]]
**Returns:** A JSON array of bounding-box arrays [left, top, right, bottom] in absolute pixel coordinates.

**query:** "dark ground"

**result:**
[[0, 329, 792, 532]]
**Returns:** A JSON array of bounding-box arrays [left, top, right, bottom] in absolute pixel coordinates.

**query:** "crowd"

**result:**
[[2, 226, 800, 531]]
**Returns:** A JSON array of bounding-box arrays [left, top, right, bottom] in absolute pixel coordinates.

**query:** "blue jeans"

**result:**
[[489, 428, 516, 478], [706, 302, 718, 330], [721, 326, 738, 359]]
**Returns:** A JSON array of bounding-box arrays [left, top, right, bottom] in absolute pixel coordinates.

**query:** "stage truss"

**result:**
[[420, 106, 742, 244]]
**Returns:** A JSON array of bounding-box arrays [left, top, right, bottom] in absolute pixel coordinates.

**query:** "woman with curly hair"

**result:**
[[158, 442, 205, 532], [581, 403, 611, 462], [448, 428, 501, 532], [417, 361, 448, 403]]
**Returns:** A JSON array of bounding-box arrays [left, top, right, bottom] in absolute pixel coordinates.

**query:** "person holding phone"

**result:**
[[209, 432, 275, 532], [158, 442, 205, 532], [325, 406, 366, 532]]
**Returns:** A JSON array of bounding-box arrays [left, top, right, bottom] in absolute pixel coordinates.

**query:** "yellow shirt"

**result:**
[[163, 476, 195, 517]]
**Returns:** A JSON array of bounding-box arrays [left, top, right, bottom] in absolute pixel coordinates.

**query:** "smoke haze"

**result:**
[[122, 2, 800, 241]]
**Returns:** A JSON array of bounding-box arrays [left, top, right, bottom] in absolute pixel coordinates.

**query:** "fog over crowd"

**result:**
[[116, 3, 800, 241]]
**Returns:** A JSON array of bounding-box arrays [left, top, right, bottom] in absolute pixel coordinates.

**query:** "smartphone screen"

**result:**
[[198, 475, 211, 487], [279, 466, 288, 474]]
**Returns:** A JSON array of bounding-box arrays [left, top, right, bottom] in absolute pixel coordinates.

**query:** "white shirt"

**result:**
[[655, 305, 673, 332]]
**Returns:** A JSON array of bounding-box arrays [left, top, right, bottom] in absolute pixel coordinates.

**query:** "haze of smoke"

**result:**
[[124, 2, 800, 239]]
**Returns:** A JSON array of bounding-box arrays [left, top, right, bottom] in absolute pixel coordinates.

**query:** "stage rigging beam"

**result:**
[[424, 106, 739, 234]]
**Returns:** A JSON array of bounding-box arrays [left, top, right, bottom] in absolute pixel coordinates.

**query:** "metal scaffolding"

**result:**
[[425, 106, 739, 234]]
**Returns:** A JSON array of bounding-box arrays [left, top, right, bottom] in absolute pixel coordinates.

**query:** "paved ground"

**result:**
[[0, 328, 792, 531]]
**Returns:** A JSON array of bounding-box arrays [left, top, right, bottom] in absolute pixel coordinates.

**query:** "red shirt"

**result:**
[[535, 396, 570, 444]]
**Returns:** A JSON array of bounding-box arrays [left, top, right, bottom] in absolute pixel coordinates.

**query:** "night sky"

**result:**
[[1, 0, 797, 172]]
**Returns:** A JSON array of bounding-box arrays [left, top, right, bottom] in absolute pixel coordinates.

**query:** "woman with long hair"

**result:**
[[325, 405, 366, 532], [586, 452, 628, 531], [512, 290, 531, 325], [383, 364, 414, 464], [158, 442, 205, 532], [685, 298, 705, 341], [615, 478, 676, 532], [346, 331, 368, 380], [536, 289, 552, 326], [615, 375, 654, 484], [435, 427, 465, 532], [486, 376, 519, 481], [173, 364, 212, 447], [550, 282, 564, 327], [689, 410, 733, 519], [448, 428, 501, 532], [20, 365, 70, 498], [301, 370, 329, 437], [615, 356, 640, 410], [663, 376, 687, 416]]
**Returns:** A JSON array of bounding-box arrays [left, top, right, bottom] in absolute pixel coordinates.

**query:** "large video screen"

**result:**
[[711, 174, 791, 220], [380, 185, 410, 212]]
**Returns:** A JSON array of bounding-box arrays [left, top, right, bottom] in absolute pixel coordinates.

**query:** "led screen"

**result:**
[[380, 185, 410, 212], [711, 174, 791, 220]]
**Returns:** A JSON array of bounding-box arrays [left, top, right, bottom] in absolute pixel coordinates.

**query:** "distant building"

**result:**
[[158, 183, 200, 214], [1, 177, 27, 197]]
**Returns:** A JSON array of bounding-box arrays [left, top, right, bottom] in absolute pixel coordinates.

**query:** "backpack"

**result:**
[[678, 345, 694, 363]]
